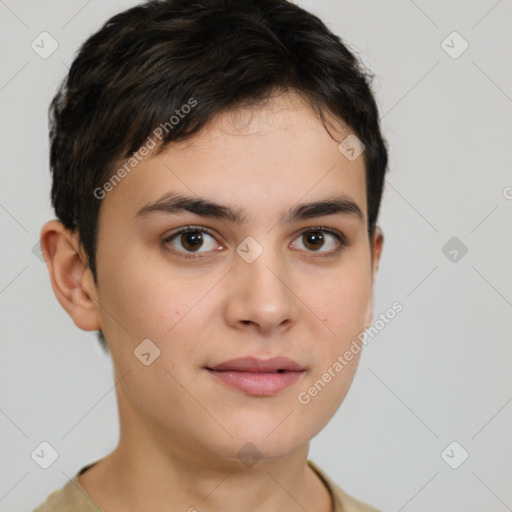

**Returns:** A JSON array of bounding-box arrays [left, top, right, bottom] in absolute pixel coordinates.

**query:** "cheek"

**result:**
[[311, 267, 371, 333], [94, 252, 173, 355], [98, 254, 218, 373]]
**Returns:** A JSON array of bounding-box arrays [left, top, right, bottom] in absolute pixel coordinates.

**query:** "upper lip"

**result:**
[[207, 356, 304, 372]]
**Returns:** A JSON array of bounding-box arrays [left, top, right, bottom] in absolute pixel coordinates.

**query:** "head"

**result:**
[[41, 0, 387, 464]]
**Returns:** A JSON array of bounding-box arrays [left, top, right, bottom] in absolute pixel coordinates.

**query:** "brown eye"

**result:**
[[164, 226, 218, 257], [302, 231, 325, 251], [291, 228, 346, 254], [180, 231, 205, 251]]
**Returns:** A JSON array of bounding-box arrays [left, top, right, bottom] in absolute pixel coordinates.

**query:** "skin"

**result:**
[[41, 90, 383, 512]]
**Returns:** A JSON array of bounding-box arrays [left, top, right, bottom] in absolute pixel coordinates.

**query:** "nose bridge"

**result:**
[[244, 252, 286, 297], [239, 237, 289, 301], [227, 234, 298, 331]]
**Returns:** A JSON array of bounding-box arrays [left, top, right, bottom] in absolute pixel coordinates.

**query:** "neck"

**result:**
[[79, 416, 332, 512], [77, 375, 333, 512]]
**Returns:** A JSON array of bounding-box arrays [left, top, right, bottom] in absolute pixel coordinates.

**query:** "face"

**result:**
[[70, 92, 383, 464]]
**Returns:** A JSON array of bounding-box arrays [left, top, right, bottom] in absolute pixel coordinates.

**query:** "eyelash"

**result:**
[[162, 225, 347, 260]]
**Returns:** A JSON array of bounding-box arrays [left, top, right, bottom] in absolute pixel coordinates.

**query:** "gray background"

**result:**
[[1, 0, 511, 511]]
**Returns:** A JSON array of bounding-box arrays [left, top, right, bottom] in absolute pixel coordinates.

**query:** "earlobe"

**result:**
[[364, 226, 384, 329], [371, 226, 384, 278], [40, 220, 101, 332]]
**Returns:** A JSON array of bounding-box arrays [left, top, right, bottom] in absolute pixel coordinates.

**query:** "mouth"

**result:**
[[206, 368, 305, 396], [207, 356, 305, 373], [205, 356, 305, 396]]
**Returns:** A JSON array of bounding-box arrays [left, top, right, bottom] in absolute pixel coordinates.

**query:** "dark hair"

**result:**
[[48, 0, 388, 354]]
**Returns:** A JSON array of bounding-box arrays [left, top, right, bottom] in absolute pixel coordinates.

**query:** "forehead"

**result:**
[[99, 91, 367, 226]]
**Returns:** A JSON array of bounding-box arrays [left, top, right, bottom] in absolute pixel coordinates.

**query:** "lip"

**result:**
[[206, 357, 305, 396], [208, 356, 304, 372]]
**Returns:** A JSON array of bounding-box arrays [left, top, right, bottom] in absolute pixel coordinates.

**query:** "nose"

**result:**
[[223, 244, 300, 336]]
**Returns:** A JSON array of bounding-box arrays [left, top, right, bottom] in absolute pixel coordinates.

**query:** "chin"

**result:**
[[209, 415, 310, 460], [206, 436, 305, 467]]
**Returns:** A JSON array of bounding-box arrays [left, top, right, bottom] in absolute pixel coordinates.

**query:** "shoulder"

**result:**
[[307, 459, 381, 512], [331, 483, 382, 512], [32, 469, 104, 512]]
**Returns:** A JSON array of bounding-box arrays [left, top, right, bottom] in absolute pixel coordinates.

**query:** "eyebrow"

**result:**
[[135, 192, 364, 224]]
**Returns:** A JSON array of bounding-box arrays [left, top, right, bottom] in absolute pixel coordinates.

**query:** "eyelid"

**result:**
[[296, 225, 347, 245], [164, 225, 216, 239], [162, 225, 222, 259], [290, 226, 347, 257]]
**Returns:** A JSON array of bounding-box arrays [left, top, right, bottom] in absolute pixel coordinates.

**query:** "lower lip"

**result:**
[[207, 369, 304, 396]]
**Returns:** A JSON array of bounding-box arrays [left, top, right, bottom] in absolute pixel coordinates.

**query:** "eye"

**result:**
[[163, 225, 347, 259], [291, 228, 346, 255], [163, 226, 220, 258]]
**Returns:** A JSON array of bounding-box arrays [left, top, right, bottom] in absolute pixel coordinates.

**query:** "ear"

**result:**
[[364, 226, 384, 329], [40, 220, 101, 331]]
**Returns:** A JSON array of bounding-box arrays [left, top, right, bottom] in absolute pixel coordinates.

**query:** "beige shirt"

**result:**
[[33, 459, 380, 512]]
